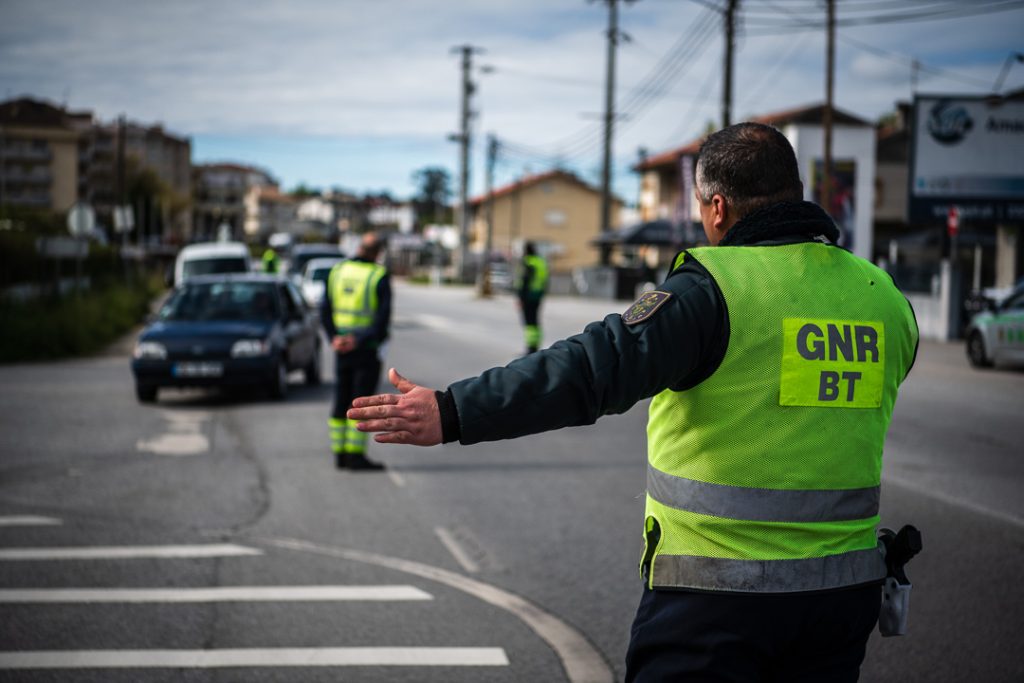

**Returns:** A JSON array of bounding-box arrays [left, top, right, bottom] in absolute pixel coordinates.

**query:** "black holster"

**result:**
[[878, 525, 922, 637]]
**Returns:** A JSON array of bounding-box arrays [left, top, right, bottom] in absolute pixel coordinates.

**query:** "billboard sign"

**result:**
[[910, 94, 1024, 224]]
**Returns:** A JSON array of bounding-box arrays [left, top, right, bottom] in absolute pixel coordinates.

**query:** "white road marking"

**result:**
[[137, 411, 211, 456], [263, 536, 614, 683], [0, 544, 262, 561], [0, 647, 509, 669], [411, 313, 452, 330], [434, 527, 480, 574], [0, 585, 432, 603], [387, 469, 407, 488], [0, 516, 61, 527]]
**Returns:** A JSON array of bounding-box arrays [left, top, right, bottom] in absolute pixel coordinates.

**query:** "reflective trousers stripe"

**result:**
[[524, 325, 541, 347], [647, 464, 879, 523], [329, 418, 368, 454], [343, 421, 367, 454], [650, 545, 886, 593], [329, 419, 344, 454]]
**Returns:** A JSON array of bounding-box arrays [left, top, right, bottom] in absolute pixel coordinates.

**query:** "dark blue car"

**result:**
[[131, 274, 321, 403]]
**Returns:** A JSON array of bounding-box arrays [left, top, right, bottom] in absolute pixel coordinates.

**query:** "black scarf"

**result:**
[[720, 201, 840, 247]]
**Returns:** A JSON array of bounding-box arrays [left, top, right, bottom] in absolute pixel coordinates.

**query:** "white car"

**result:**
[[300, 257, 344, 308], [174, 241, 251, 285], [965, 284, 1024, 368]]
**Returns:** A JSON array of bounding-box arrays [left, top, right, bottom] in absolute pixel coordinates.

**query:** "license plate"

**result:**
[[173, 361, 223, 378]]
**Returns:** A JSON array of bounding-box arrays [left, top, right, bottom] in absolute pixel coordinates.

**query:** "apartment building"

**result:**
[[0, 98, 79, 213], [194, 163, 276, 242]]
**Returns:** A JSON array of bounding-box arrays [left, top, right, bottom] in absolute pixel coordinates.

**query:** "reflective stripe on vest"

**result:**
[[330, 260, 386, 332], [643, 243, 918, 593], [650, 544, 888, 594], [647, 463, 880, 523]]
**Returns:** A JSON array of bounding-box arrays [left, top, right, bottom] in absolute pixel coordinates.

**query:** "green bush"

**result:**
[[0, 277, 163, 363]]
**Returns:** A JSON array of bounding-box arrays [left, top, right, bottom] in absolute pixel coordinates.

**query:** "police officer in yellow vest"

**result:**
[[517, 242, 549, 354], [347, 123, 919, 680], [262, 246, 279, 274], [321, 232, 391, 471]]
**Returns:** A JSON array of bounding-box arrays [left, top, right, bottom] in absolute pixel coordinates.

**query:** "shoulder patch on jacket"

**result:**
[[622, 290, 672, 325]]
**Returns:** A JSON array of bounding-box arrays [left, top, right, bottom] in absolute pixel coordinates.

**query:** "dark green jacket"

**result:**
[[436, 202, 915, 444]]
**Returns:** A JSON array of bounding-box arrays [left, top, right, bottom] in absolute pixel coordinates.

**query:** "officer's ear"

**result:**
[[707, 194, 734, 244]]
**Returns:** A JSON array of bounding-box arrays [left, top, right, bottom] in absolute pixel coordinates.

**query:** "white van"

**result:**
[[174, 242, 252, 285]]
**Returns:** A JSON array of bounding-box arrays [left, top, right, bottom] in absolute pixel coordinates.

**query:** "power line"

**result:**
[[496, 6, 719, 162], [740, 0, 1011, 91], [836, 34, 995, 90], [741, 0, 1024, 33]]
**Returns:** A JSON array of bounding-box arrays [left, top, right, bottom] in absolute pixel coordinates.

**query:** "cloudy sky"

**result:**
[[2, 0, 1023, 202]]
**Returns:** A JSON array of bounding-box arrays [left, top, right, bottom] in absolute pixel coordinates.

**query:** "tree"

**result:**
[[411, 166, 452, 224], [290, 183, 319, 198]]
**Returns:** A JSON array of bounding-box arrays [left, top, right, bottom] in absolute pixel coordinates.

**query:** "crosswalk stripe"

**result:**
[[0, 648, 510, 669], [0, 516, 61, 527], [0, 544, 262, 560], [0, 586, 432, 603]]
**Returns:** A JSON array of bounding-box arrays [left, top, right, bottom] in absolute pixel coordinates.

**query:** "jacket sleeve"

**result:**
[[447, 262, 727, 445]]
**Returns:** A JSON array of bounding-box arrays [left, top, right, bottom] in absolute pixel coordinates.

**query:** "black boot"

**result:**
[[335, 452, 348, 469], [347, 452, 385, 471]]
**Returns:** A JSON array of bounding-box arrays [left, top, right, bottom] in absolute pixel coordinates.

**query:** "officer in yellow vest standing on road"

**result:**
[[517, 241, 548, 354], [347, 123, 920, 680], [261, 246, 279, 274], [321, 232, 390, 471]]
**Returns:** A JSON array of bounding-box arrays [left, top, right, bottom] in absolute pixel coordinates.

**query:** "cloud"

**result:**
[[3, 0, 1022, 195]]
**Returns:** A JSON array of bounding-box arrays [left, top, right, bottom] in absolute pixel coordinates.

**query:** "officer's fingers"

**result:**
[[374, 430, 414, 444], [350, 393, 400, 409], [389, 368, 418, 394], [352, 416, 406, 433]]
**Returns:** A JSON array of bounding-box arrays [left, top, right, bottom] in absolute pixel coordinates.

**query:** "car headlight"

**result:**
[[231, 339, 271, 357], [134, 341, 167, 360]]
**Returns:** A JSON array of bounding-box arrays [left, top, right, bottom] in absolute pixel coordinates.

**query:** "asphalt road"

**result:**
[[0, 280, 1021, 682]]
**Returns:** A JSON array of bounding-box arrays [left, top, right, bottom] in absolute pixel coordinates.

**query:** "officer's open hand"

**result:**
[[347, 368, 442, 447]]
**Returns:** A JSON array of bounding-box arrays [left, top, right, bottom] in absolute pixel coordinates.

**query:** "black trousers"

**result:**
[[520, 295, 541, 327], [331, 350, 382, 419], [625, 584, 881, 683]]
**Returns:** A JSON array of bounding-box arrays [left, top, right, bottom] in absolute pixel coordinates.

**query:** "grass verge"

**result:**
[[0, 277, 163, 363]]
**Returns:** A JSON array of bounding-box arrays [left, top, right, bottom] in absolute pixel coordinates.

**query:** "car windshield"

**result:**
[[182, 257, 248, 279], [292, 251, 340, 274], [161, 281, 279, 322], [310, 267, 333, 283]]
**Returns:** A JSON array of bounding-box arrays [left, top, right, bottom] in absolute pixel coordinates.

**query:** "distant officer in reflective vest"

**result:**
[[517, 242, 548, 354], [261, 247, 279, 274], [347, 123, 920, 680], [321, 233, 391, 471]]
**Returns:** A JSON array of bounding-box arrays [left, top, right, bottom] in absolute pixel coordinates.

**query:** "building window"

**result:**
[[544, 208, 567, 228]]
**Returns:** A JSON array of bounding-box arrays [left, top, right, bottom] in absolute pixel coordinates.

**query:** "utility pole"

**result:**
[[596, 0, 635, 249], [636, 146, 648, 218], [479, 134, 498, 297], [600, 0, 619, 242], [723, 0, 738, 128], [822, 0, 835, 216], [116, 114, 126, 210], [450, 44, 482, 283]]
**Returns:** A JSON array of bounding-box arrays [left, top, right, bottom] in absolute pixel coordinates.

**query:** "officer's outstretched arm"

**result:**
[[348, 368, 442, 447]]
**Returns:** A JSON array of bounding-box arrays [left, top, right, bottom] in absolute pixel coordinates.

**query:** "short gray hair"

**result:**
[[694, 122, 803, 218]]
